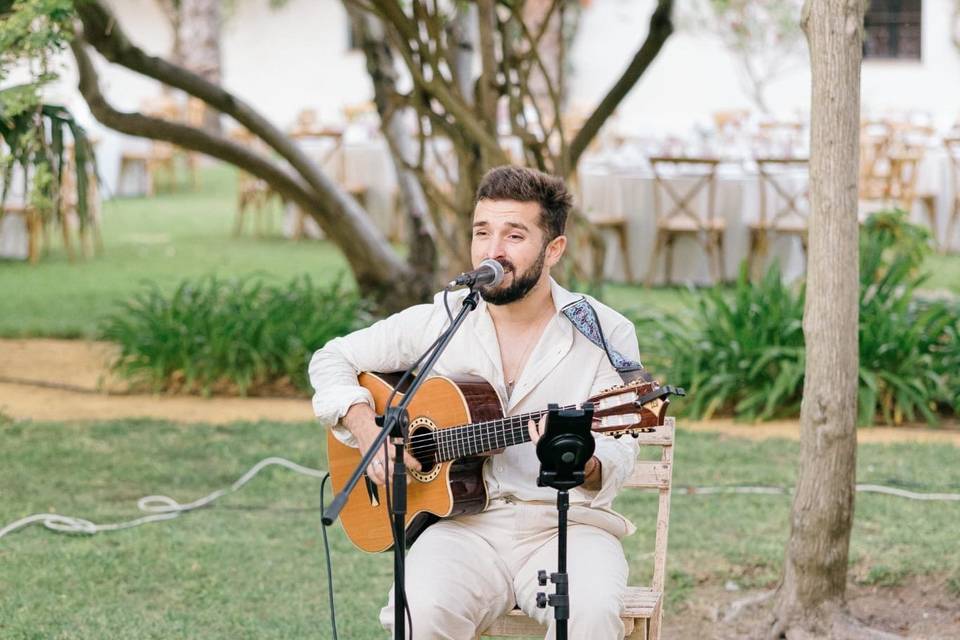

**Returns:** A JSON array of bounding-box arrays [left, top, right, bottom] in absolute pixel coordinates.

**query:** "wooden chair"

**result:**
[[482, 417, 676, 640], [748, 158, 809, 277], [586, 208, 634, 283], [143, 97, 183, 194], [59, 141, 103, 260], [859, 148, 925, 224], [942, 138, 960, 254], [859, 123, 892, 203], [0, 203, 42, 264], [646, 158, 725, 286], [289, 117, 350, 241], [230, 127, 283, 237], [712, 109, 750, 135]]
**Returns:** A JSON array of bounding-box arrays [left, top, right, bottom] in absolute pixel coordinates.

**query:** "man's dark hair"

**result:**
[[475, 165, 572, 241]]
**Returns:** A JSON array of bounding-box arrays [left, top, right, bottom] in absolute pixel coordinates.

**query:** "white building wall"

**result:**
[[38, 0, 960, 146]]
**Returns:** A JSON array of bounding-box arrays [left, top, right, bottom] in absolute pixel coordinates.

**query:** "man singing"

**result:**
[[310, 165, 641, 639]]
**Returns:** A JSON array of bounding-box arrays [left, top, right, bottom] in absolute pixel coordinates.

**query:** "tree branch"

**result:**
[[74, 0, 377, 239], [476, 0, 500, 132], [369, 0, 507, 165], [70, 35, 412, 290], [566, 0, 674, 174], [70, 39, 313, 217]]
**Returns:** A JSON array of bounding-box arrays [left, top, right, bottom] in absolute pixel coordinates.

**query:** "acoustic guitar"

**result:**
[[327, 372, 677, 553]]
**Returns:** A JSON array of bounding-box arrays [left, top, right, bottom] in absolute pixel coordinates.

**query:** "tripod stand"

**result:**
[[534, 403, 595, 640]]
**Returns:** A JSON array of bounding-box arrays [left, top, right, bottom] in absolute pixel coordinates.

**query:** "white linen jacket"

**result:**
[[308, 277, 641, 538]]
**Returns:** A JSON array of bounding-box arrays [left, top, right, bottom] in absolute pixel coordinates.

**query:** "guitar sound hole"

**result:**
[[409, 425, 438, 473]]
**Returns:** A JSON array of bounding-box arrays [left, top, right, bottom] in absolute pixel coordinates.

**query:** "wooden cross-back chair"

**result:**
[[289, 120, 349, 241], [481, 417, 676, 640], [941, 138, 960, 254], [584, 208, 634, 283], [859, 122, 893, 202], [58, 141, 103, 260], [646, 157, 725, 286], [230, 127, 283, 237], [885, 149, 924, 211], [747, 157, 809, 277]]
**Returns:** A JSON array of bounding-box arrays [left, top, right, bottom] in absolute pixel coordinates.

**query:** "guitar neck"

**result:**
[[432, 404, 578, 462]]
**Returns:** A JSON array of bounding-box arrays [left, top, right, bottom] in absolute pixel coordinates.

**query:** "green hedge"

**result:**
[[635, 211, 959, 426], [100, 275, 367, 396]]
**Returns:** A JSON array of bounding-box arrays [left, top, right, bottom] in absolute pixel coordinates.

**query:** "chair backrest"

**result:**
[[755, 157, 809, 229], [623, 416, 675, 594], [886, 151, 923, 210], [859, 123, 892, 200], [648, 157, 721, 230]]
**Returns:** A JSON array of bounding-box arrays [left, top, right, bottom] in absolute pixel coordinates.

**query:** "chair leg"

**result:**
[[665, 234, 675, 286], [61, 213, 76, 263], [945, 209, 959, 255], [747, 229, 762, 280], [920, 195, 938, 250], [648, 601, 663, 640], [617, 223, 634, 282], [645, 230, 664, 287], [718, 231, 727, 282], [705, 232, 723, 284], [26, 208, 40, 265], [625, 617, 648, 640]]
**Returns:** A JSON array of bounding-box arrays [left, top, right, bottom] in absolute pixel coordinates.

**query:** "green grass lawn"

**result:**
[[0, 166, 350, 338], [2, 418, 957, 639]]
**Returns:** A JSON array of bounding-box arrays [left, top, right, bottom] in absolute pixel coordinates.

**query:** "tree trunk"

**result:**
[[346, 6, 441, 289], [179, 0, 222, 133], [768, 0, 868, 637]]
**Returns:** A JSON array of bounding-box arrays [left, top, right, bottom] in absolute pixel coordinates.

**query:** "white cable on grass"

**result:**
[[3, 459, 959, 541], [0, 457, 326, 540], [855, 483, 960, 501]]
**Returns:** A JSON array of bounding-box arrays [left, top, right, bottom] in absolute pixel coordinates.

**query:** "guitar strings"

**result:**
[[403, 403, 581, 460], [404, 408, 554, 449]]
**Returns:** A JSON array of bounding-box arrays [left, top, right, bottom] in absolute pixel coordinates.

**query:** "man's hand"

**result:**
[[527, 414, 601, 489], [341, 402, 422, 486]]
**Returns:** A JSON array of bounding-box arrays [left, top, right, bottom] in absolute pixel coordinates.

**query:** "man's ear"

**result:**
[[545, 234, 567, 267]]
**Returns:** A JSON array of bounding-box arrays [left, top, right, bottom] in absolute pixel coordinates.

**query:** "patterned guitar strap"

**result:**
[[561, 298, 653, 385]]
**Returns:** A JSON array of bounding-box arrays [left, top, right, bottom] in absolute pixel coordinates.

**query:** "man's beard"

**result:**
[[479, 249, 547, 306]]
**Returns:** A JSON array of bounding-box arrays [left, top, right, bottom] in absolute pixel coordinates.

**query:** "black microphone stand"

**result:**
[[322, 288, 482, 640]]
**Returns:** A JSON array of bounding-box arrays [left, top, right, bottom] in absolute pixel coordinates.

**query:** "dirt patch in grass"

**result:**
[[3, 338, 959, 443], [0, 338, 312, 424], [665, 575, 960, 639]]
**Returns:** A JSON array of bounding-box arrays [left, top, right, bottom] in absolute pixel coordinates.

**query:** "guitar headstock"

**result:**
[[587, 379, 685, 437]]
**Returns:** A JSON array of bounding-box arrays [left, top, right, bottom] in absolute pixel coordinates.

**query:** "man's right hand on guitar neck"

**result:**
[[341, 402, 422, 486]]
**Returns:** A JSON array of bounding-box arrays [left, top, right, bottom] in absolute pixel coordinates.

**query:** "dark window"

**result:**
[[864, 0, 922, 60]]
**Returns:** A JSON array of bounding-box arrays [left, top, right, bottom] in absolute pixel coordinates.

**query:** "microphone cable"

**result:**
[[319, 471, 339, 640]]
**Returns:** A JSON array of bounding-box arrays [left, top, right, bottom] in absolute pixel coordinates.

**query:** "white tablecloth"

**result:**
[[291, 135, 398, 239], [578, 159, 808, 285], [912, 145, 959, 252]]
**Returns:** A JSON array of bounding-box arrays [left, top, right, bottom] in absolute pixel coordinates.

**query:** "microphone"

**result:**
[[446, 258, 505, 289]]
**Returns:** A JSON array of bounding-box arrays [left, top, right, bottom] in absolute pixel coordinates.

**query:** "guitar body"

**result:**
[[326, 372, 504, 553]]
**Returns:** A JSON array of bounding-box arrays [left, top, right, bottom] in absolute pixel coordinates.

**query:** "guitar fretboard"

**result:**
[[407, 403, 580, 462]]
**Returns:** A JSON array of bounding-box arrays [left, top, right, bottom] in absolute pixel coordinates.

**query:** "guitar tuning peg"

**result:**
[[614, 433, 623, 439], [631, 432, 640, 438]]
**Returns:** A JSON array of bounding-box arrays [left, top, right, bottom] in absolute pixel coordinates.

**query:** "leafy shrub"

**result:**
[[858, 213, 957, 424], [100, 275, 367, 396], [635, 263, 805, 421], [636, 210, 959, 425]]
